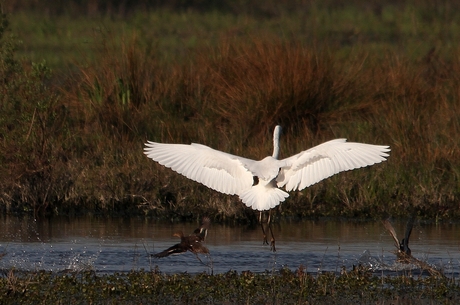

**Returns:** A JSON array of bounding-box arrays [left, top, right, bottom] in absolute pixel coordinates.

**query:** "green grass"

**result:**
[[0, 2, 459, 220], [8, 2, 460, 69]]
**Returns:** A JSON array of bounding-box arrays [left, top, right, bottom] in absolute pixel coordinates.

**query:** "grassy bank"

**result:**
[[0, 268, 459, 304], [1, 1, 459, 220]]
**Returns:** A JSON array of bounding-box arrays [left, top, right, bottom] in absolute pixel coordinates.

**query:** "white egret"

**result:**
[[144, 125, 390, 251]]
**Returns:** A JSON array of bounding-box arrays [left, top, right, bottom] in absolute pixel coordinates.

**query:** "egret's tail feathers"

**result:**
[[239, 184, 288, 211]]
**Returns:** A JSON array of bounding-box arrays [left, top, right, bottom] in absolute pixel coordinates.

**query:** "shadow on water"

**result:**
[[0, 215, 458, 277]]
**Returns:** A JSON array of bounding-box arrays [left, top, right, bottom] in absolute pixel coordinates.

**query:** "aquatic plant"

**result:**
[[0, 268, 459, 304]]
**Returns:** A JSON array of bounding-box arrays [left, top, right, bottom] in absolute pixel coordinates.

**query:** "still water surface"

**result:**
[[0, 216, 458, 276]]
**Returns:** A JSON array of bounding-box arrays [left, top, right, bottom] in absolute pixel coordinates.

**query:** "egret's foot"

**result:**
[[263, 236, 269, 245], [270, 238, 276, 252]]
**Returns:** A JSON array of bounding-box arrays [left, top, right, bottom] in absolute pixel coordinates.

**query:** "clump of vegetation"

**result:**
[[0, 267, 458, 304], [0, 12, 68, 216]]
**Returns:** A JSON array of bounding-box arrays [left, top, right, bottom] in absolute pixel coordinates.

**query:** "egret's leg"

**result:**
[[260, 211, 269, 245], [268, 224, 276, 252], [267, 210, 276, 252]]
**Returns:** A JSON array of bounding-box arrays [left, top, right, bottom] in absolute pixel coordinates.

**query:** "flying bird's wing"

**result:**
[[404, 216, 415, 243], [401, 216, 415, 253], [190, 241, 209, 254], [181, 235, 209, 254], [152, 243, 187, 258], [382, 219, 400, 250], [144, 142, 255, 195], [192, 217, 211, 241], [277, 139, 390, 191], [239, 182, 289, 211]]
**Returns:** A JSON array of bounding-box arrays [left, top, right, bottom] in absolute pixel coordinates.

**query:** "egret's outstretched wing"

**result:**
[[277, 139, 390, 191], [144, 141, 254, 195]]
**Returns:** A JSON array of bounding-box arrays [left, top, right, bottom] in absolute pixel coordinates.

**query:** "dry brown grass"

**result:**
[[56, 34, 460, 220]]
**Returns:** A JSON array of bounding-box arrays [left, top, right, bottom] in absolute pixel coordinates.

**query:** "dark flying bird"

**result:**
[[382, 216, 445, 277], [382, 216, 415, 260], [153, 217, 210, 258]]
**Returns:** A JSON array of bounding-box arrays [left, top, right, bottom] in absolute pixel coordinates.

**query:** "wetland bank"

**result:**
[[1, 0, 460, 302]]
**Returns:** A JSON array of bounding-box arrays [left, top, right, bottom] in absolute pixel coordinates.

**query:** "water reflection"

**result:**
[[0, 215, 458, 276]]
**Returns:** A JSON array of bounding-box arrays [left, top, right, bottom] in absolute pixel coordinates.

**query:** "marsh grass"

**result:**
[[58, 36, 460, 221], [1, 3, 459, 220], [0, 268, 458, 304]]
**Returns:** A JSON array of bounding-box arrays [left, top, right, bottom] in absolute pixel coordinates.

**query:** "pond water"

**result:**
[[0, 215, 458, 277]]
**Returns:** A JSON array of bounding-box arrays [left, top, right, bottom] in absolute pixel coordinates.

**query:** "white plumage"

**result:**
[[144, 126, 390, 211]]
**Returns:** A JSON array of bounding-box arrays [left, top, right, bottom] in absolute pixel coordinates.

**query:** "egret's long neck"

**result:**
[[272, 125, 281, 159]]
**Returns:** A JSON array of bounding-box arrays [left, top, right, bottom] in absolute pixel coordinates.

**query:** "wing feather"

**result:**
[[382, 219, 400, 250], [239, 183, 289, 211], [278, 139, 390, 191], [144, 141, 255, 195]]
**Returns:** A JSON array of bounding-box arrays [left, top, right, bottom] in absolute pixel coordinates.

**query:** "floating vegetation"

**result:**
[[0, 267, 458, 304]]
